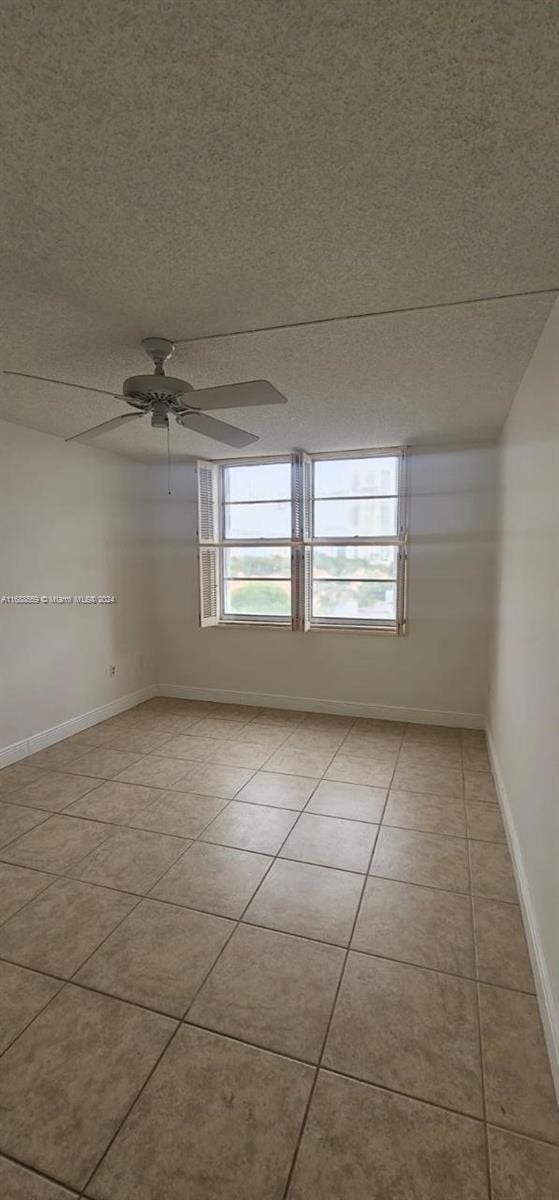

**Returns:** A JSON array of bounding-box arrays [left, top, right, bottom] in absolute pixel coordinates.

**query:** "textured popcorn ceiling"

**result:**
[[0, 0, 557, 460]]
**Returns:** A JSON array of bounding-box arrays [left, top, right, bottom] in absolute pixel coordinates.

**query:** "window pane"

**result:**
[[224, 578, 291, 617], [224, 501, 291, 539], [314, 456, 398, 498], [313, 580, 397, 621], [224, 547, 291, 578], [224, 462, 291, 502], [314, 498, 397, 538], [313, 545, 397, 580]]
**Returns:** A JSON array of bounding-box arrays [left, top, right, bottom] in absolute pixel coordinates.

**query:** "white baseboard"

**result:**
[[1, 681, 483, 770], [158, 683, 484, 728], [486, 728, 559, 1101], [0, 685, 157, 770]]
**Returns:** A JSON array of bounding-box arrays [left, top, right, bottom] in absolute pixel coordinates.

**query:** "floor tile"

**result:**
[[265, 746, 334, 778], [405, 724, 460, 744], [473, 897, 534, 991], [371, 826, 470, 892], [466, 801, 505, 842], [324, 752, 395, 787], [156, 734, 271, 769], [76, 898, 234, 1016], [0, 815, 113, 873], [0, 877, 137, 977], [27, 740, 94, 770], [66, 748, 143, 780], [460, 730, 487, 748], [114, 754, 196, 790], [64, 779, 165, 824], [68, 781, 225, 839], [461, 744, 491, 771], [0, 762, 44, 798], [252, 708, 304, 728], [0, 960, 61, 1053], [344, 726, 403, 754], [171, 761, 255, 799], [479, 983, 559, 1142], [244, 858, 363, 945], [236, 770, 317, 810], [0, 801, 49, 847], [352, 718, 405, 737], [89, 1024, 313, 1200], [63, 727, 112, 748], [469, 840, 517, 901], [464, 771, 498, 803], [200, 800, 298, 854], [282, 729, 346, 753], [0, 1157, 78, 1199], [297, 715, 352, 734], [188, 923, 344, 1061], [280, 813, 376, 873], [398, 740, 462, 769], [340, 733, 399, 760], [488, 1126, 559, 1200], [233, 724, 290, 749], [187, 717, 251, 739], [306, 779, 386, 823], [121, 713, 202, 736], [0, 984, 175, 1190], [151, 841, 272, 918], [0, 862, 54, 923], [384, 788, 466, 836], [324, 952, 483, 1116], [97, 727, 179, 754], [69, 828, 190, 894], [208, 704, 264, 721], [7, 770, 101, 812], [288, 1070, 489, 1200], [352, 876, 475, 976], [391, 762, 463, 798]]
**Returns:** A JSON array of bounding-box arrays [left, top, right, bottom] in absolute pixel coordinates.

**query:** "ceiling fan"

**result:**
[[5, 337, 287, 448]]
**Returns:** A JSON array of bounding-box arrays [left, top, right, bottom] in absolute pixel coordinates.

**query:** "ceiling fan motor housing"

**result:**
[[123, 374, 194, 410]]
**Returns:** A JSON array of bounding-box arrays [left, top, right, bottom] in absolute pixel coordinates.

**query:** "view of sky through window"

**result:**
[[219, 456, 401, 623]]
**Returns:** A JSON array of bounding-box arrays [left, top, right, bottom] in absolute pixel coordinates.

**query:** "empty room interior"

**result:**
[[0, 3, 558, 1198]]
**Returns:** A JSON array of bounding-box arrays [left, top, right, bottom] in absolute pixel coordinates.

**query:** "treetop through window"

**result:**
[[197, 450, 407, 632]]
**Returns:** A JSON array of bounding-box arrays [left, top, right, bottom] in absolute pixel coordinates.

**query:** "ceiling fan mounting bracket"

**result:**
[[141, 337, 176, 374], [6, 336, 287, 449]]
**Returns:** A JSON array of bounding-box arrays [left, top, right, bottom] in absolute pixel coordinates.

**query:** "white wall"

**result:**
[[0, 420, 156, 754], [154, 444, 497, 726], [488, 299, 559, 1081]]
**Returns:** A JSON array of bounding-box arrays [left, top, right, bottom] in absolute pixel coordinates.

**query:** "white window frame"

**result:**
[[197, 447, 408, 634]]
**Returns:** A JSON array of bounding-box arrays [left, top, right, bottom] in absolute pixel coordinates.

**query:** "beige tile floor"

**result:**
[[0, 699, 557, 1199]]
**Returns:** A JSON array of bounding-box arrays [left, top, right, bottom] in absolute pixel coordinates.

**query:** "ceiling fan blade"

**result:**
[[4, 370, 123, 399], [188, 379, 287, 410], [65, 412, 146, 443], [177, 410, 259, 447]]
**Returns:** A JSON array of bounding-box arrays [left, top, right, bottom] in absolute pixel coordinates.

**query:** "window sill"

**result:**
[[208, 620, 405, 635], [216, 619, 292, 630]]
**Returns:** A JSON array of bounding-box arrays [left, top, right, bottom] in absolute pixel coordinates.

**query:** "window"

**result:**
[[197, 448, 407, 632]]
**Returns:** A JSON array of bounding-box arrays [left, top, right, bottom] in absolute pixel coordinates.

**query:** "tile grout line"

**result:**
[[462, 736, 493, 1200], [279, 723, 406, 1199], [0, 710, 555, 1194], [75, 715, 357, 1195], [0, 1147, 82, 1196]]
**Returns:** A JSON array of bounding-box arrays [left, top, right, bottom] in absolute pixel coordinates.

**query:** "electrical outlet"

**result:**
[[109, 664, 116, 677]]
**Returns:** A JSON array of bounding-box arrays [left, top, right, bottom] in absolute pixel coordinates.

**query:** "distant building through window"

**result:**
[[197, 449, 408, 633]]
